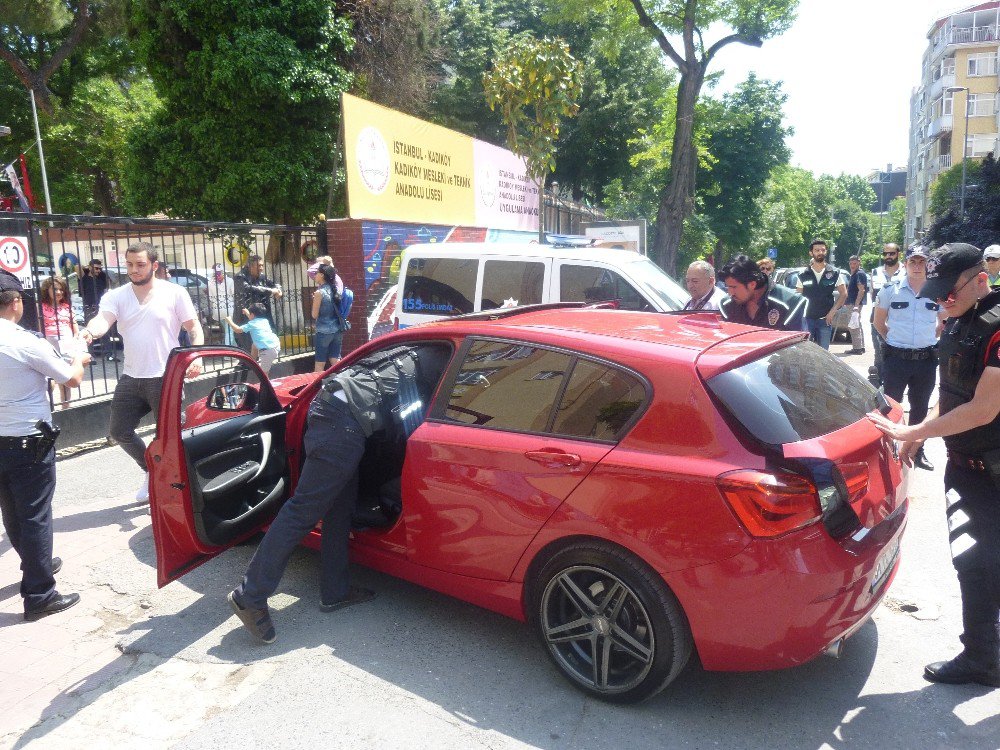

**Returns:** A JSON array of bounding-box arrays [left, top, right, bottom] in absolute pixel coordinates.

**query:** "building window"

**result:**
[[966, 134, 998, 157], [967, 93, 997, 117], [968, 52, 998, 77]]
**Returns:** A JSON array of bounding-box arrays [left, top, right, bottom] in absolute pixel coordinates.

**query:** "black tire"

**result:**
[[529, 540, 693, 704]]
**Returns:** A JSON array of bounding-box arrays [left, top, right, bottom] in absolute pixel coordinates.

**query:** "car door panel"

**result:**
[[148, 348, 289, 587]]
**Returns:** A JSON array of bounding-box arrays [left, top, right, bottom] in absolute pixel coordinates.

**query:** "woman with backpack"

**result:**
[[311, 263, 353, 372]]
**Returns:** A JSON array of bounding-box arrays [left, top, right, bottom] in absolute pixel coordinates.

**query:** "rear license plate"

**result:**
[[870, 536, 901, 594]]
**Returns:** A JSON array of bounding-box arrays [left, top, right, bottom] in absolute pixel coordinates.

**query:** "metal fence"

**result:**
[[0, 212, 319, 408]]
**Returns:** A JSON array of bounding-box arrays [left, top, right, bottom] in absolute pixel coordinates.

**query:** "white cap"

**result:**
[[984, 244, 1000, 259]]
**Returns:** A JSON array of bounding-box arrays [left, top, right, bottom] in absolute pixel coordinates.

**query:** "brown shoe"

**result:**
[[228, 591, 276, 644]]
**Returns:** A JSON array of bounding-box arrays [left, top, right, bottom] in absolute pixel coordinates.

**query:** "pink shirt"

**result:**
[[42, 302, 75, 339]]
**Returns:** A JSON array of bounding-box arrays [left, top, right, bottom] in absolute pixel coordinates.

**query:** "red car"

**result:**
[[148, 306, 909, 704]]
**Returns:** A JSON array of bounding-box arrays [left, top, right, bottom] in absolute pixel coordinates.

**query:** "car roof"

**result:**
[[400, 242, 652, 265], [407, 307, 802, 372]]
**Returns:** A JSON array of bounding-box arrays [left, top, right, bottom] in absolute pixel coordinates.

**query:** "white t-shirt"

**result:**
[[207, 275, 235, 318], [0, 319, 75, 436], [99, 279, 197, 378]]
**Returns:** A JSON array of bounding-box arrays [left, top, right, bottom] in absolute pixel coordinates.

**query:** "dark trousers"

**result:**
[[110, 374, 162, 471], [944, 462, 1000, 666], [235, 395, 366, 609], [0, 446, 57, 611], [882, 354, 936, 425]]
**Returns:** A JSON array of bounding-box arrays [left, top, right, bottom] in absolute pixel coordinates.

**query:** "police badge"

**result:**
[[926, 256, 940, 276], [768, 308, 780, 327], [825, 270, 834, 280]]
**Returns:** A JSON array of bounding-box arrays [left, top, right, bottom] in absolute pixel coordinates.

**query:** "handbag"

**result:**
[[848, 310, 860, 329]]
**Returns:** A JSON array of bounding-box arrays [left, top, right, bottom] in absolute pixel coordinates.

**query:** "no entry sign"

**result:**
[[0, 236, 32, 289]]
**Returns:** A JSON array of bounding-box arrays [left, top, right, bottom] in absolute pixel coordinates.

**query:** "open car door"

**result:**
[[148, 348, 289, 587]]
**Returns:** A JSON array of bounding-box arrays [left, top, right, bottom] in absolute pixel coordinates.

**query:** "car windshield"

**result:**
[[706, 341, 879, 446], [623, 257, 690, 311]]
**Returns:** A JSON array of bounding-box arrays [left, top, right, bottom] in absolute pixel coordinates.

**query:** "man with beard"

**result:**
[[796, 239, 847, 350], [870, 243, 1000, 688], [79, 242, 204, 501], [868, 243, 905, 386], [718, 255, 806, 331]]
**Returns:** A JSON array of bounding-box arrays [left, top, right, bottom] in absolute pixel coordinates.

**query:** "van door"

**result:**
[[553, 260, 657, 311], [476, 257, 551, 311]]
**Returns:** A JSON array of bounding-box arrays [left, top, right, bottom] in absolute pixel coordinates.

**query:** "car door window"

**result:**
[[550, 359, 646, 441], [180, 356, 263, 429], [559, 264, 652, 311], [445, 340, 571, 432], [481, 260, 545, 310], [401, 258, 477, 316]]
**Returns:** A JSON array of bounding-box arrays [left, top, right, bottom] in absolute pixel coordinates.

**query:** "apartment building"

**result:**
[[907, 3, 1000, 244]]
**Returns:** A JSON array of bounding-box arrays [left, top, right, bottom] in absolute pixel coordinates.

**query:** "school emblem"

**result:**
[[768, 308, 780, 326]]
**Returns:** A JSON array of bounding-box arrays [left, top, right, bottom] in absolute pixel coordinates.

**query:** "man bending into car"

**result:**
[[228, 348, 420, 643]]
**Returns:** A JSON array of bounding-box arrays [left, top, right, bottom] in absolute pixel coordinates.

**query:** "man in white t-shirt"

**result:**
[[207, 263, 236, 346], [79, 242, 204, 500]]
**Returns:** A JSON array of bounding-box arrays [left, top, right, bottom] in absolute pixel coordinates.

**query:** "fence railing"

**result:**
[[0, 212, 319, 408]]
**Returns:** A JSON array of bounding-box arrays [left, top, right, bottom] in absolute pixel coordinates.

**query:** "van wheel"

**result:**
[[529, 541, 692, 704]]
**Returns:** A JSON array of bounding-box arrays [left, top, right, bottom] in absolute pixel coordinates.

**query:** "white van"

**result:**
[[392, 242, 690, 330]]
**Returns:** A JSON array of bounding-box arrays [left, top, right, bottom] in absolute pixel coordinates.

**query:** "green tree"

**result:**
[[929, 159, 982, 218], [747, 164, 815, 265], [126, 0, 354, 224], [928, 152, 1000, 248], [483, 35, 583, 240], [699, 74, 791, 261], [558, 0, 798, 273]]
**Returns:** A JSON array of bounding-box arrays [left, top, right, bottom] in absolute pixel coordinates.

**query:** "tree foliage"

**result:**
[[929, 159, 981, 218], [928, 152, 1000, 248], [126, 0, 354, 224]]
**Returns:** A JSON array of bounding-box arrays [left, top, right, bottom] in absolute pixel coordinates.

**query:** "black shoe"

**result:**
[[913, 448, 934, 471], [320, 586, 377, 612], [925, 652, 1000, 687], [24, 592, 80, 621], [228, 591, 276, 644], [52, 557, 62, 575], [848, 348, 866, 355]]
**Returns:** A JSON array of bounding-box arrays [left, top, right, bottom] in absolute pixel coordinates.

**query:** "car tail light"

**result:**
[[836, 462, 869, 504], [717, 470, 822, 538]]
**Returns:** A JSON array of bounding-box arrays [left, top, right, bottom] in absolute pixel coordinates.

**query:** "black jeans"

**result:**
[[235, 395, 366, 609], [882, 354, 936, 426], [944, 462, 1000, 666], [0, 446, 57, 611], [110, 374, 162, 471]]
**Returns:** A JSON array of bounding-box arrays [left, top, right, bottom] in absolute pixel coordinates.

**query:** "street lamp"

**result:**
[[946, 85, 970, 220]]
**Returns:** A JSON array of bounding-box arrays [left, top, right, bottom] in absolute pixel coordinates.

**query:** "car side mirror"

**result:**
[[206, 383, 256, 412]]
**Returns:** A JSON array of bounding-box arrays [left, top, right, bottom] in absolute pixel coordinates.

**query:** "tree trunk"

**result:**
[[652, 67, 704, 276], [538, 177, 545, 244], [93, 170, 116, 217]]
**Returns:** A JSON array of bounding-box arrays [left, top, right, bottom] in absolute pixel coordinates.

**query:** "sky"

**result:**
[[713, 0, 973, 177]]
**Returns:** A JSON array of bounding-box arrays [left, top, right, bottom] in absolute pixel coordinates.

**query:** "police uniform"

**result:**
[[876, 265, 940, 454], [718, 284, 807, 331], [798, 264, 845, 348], [919, 244, 1000, 686], [869, 263, 905, 385], [0, 271, 80, 620]]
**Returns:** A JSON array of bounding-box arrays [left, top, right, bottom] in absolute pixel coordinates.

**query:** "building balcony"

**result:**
[[932, 25, 1000, 56], [929, 72, 956, 100], [930, 153, 953, 175], [927, 114, 954, 139]]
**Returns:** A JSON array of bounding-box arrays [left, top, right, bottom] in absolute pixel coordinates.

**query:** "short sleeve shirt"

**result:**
[[243, 318, 280, 351], [876, 277, 940, 349], [0, 319, 75, 436], [847, 270, 869, 305], [100, 279, 197, 378]]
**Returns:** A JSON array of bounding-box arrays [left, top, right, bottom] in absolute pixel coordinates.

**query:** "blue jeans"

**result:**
[[314, 330, 344, 363], [0, 446, 57, 611], [235, 395, 366, 609], [805, 317, 833, 350]]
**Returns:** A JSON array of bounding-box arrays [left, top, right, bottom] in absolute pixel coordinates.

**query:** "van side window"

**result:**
[[559, 264, 652, 311], [401, 258, 477, 316], [481, 260, 545, 310]]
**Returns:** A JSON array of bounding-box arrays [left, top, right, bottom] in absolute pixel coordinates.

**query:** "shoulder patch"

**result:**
[[768, 308, 781, 327]]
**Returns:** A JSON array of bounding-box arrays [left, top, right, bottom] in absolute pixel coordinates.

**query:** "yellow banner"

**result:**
[[343, 93, 476, 225]]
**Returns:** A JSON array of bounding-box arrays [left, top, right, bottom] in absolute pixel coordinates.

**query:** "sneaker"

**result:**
[[320, 586, 377, 612], [135, 473, 149, 502], [228, 591, 277, 644]]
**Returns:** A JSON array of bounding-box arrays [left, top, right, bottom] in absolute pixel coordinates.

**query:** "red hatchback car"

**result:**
[[148, 306, 909, 704]]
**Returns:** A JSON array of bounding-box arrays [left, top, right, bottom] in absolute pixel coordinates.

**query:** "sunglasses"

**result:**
[[937, 272, 979, 303], [882, 253, 898, 258]]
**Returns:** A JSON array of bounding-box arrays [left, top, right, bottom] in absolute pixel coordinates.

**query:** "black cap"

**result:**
[[0, 270, 23, 293], [920, 243, 984, 300], [905, 245, 929, 259]]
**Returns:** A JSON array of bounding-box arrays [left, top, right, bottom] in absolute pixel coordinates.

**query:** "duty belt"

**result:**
[[949, 450, 989, 472], [0, 434, 43, 451], [884, 344, 937, 361]]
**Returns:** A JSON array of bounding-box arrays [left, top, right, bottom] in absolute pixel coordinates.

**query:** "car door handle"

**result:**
[[524, 450, 582, 467], [238, 433, 258, 442]]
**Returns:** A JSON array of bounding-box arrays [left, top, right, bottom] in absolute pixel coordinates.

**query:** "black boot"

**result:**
[[926, 625, 1000, 687], [913, 446, 934, 471]]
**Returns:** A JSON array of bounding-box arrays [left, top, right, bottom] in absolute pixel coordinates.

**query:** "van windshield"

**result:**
[[624, 258, 690, 311]]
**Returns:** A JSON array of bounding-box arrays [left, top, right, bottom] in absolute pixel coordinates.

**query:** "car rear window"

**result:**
[[706, 341, 879, 445]]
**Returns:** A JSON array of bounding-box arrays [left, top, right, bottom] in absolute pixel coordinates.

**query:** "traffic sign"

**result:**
[[0, 236, 32, 289], [767, 247, 778, 260]]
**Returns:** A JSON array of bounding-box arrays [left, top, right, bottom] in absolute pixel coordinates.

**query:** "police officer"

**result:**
[[718, 255, 807, 330], [226, 346, 425, 643], [873, 245, 940, 471], [870, 243, 1000, 688], [0, 270, 90, 621], [867, 243, 905, 387], [795, 239, 848, 350]]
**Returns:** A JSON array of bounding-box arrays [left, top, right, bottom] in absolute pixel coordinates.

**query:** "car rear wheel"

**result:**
[[530, 541, 692, 704]]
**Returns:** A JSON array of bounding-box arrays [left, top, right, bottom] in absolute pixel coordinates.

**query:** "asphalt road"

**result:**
[[4, 341, 1000, 749]]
